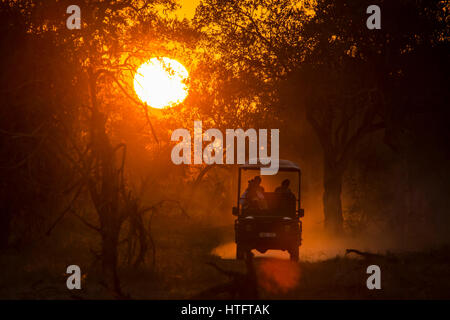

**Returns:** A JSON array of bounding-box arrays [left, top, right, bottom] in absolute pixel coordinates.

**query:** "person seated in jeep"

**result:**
[[275, 179, 294, 195], [274, 179, 296, 214], [240, 176, 267, 210]]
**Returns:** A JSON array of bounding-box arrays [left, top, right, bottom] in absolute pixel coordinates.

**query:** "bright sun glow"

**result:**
[[133, 57, 189, 109]]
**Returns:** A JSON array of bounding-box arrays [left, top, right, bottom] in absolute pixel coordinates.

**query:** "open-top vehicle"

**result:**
[[232, 160, 304, 261]]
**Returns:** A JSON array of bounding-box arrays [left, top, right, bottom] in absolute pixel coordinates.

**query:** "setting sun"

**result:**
[[133, 57, 189, 109]]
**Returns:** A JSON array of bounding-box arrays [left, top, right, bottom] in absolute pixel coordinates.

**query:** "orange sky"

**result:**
[[176, 0, 201, 19]]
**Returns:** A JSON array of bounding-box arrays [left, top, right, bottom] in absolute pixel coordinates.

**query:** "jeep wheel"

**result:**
[[289, 246, 299, 262]]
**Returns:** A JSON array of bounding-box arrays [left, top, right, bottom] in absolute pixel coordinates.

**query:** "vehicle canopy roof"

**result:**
[[239, 159, 301, 173]]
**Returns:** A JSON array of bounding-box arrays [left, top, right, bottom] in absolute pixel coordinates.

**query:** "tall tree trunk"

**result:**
[[101, 224, 122, 296], [323, 160, 344, 235], [94, 132, 124, 298], [0, 198, 12, 251], [88, 69, 125, 298]]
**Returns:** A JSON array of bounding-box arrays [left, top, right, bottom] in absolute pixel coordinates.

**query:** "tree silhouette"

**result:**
[[1, 0, 183, 296], [195, 0, 449, 234]]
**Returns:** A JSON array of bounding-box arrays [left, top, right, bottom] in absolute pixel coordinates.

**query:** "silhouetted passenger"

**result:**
[[274, 179, 295, 214], [239, 179, 253, 209], [240, 176, 267, 210], [275, 179, 292, 193], [252, 176, 265, 194]]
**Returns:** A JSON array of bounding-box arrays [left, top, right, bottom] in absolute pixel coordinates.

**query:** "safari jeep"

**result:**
[[232, 160, 304, 261]]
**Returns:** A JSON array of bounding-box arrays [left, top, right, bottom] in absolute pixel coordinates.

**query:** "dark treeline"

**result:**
[[195, 0, 450, 237], [0, 0, 449, 298]]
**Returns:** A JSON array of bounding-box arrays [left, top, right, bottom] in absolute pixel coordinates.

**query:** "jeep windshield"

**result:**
[[236, 160, 302, 218]]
